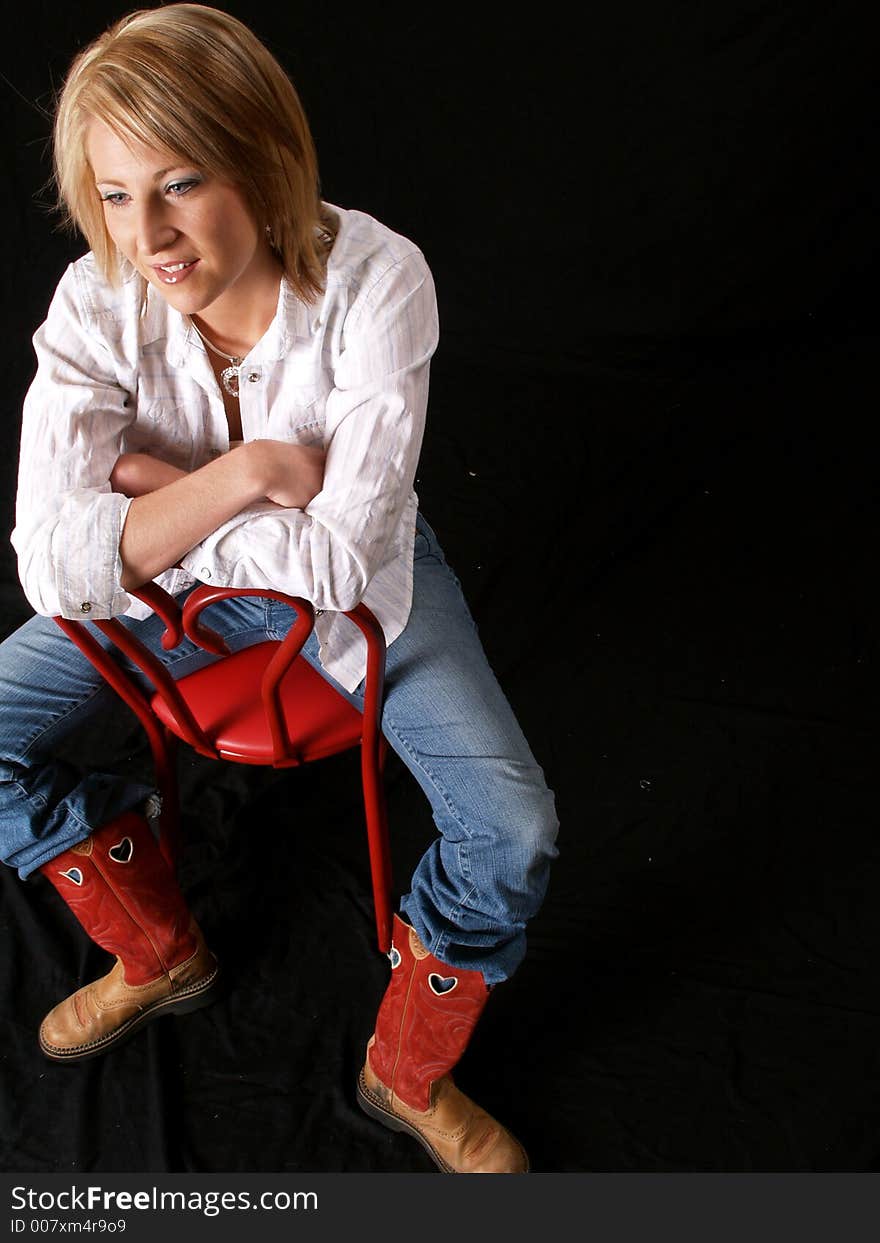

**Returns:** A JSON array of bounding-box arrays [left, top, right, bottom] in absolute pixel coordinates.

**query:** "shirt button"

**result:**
[[200, 568, 212, 580], [80, 602, 92, 613], [247, 370, 261, 383]]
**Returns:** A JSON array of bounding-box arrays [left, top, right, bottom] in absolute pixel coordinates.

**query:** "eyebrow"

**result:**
[[94, 165, 193, 187]]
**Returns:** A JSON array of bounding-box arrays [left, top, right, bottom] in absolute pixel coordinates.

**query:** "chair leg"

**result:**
[[361, 754, 393, 953]]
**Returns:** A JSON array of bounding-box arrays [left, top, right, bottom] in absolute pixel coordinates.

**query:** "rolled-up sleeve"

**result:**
[[12, 264, 135, 619], [179, 249, 439, 608]]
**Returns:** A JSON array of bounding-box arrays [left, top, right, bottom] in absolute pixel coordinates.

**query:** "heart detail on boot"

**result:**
[[428, 973, 458, 996], [58, 867, 83, 886], [108, 837, 134, 864]]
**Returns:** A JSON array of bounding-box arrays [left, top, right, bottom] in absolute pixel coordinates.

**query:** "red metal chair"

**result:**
[[53, 582, 393, 952]]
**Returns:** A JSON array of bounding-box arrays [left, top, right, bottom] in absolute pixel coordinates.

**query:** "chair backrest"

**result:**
[[53, 583, 387, 769]]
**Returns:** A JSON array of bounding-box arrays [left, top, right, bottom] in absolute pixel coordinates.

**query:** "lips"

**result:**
[[153, 259, 199, 285]]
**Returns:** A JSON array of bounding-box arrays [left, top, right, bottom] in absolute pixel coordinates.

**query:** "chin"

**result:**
[[148, 280, 214, 316]]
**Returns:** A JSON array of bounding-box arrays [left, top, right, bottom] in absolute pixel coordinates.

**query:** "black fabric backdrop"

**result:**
[[0, 1, 877, 1175]]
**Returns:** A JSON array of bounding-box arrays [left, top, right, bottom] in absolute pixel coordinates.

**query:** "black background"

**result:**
[[0, 1, 877, 1175]]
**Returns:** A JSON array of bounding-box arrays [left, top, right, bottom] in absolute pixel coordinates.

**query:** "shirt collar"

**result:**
[[137, 273, 314, 371], [251, 277, 312, 362]]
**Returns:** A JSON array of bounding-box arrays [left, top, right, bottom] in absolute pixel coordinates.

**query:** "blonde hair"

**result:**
[[53, 3, 335, 302]]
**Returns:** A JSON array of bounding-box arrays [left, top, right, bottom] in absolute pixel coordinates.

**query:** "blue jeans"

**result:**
[[0, 515, 558, 983]]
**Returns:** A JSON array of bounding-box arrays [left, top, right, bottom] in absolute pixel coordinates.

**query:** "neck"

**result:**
[[192, 249, 283, 358]]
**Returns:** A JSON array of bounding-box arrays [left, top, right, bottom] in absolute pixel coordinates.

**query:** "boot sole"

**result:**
[[356, 1068, 530, 1174], [39, 965, 223, 1064]]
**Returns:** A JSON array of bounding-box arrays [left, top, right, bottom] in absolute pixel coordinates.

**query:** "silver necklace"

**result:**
[[190, 320, 242, 397]]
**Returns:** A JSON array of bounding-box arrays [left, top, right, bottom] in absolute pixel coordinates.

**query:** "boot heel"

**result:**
[[156, 963, 224, 1017], [356, 1072, 406, 1131], [356, 1069, 455, 1172]]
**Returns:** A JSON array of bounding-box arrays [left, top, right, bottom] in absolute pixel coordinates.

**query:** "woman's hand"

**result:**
[[246, 440, 326, 509]]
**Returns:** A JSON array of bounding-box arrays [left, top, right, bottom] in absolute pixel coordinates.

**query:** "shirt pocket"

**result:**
[[267, 382, 329, 446], [124, 397, 207, 468]]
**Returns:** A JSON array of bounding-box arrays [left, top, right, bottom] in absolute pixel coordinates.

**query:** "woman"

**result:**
[[3, 4, 559, 1174]]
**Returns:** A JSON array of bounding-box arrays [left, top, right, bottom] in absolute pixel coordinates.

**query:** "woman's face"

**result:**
[[86, 120, 279, 326]]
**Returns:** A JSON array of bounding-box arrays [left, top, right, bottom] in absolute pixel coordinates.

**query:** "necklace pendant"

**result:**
[[220, 362, 242, 397]]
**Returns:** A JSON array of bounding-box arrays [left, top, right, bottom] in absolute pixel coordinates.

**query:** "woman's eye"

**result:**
[[166, 179, 200, 197], [101, 192, 129, 207]]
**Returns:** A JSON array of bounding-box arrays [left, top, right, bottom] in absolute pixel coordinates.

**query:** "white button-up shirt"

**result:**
[[12, 205, 439, 691]]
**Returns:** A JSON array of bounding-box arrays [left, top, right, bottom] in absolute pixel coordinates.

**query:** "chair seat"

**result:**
[[150, 641, 365, 764]]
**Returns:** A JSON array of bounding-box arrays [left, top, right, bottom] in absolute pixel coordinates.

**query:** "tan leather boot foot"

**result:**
[[358, 1053, 529, 1173], [39, 934, 220, 1063]]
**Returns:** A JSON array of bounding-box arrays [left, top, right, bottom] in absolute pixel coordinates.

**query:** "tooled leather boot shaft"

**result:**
[[41, 811, 198, 986], [368, 913, 489, 1112], [367, 913, 418, 1088]]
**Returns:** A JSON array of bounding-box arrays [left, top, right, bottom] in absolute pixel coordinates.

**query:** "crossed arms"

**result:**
[[110, 442, 325, 590]]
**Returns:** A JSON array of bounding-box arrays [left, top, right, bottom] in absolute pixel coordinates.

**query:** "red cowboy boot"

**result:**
[[38, 810, 220, 1061], [357, 913, 529, 1173]]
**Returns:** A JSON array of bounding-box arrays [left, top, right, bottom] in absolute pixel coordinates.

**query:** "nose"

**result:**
[[134, 197, 178, 258]]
